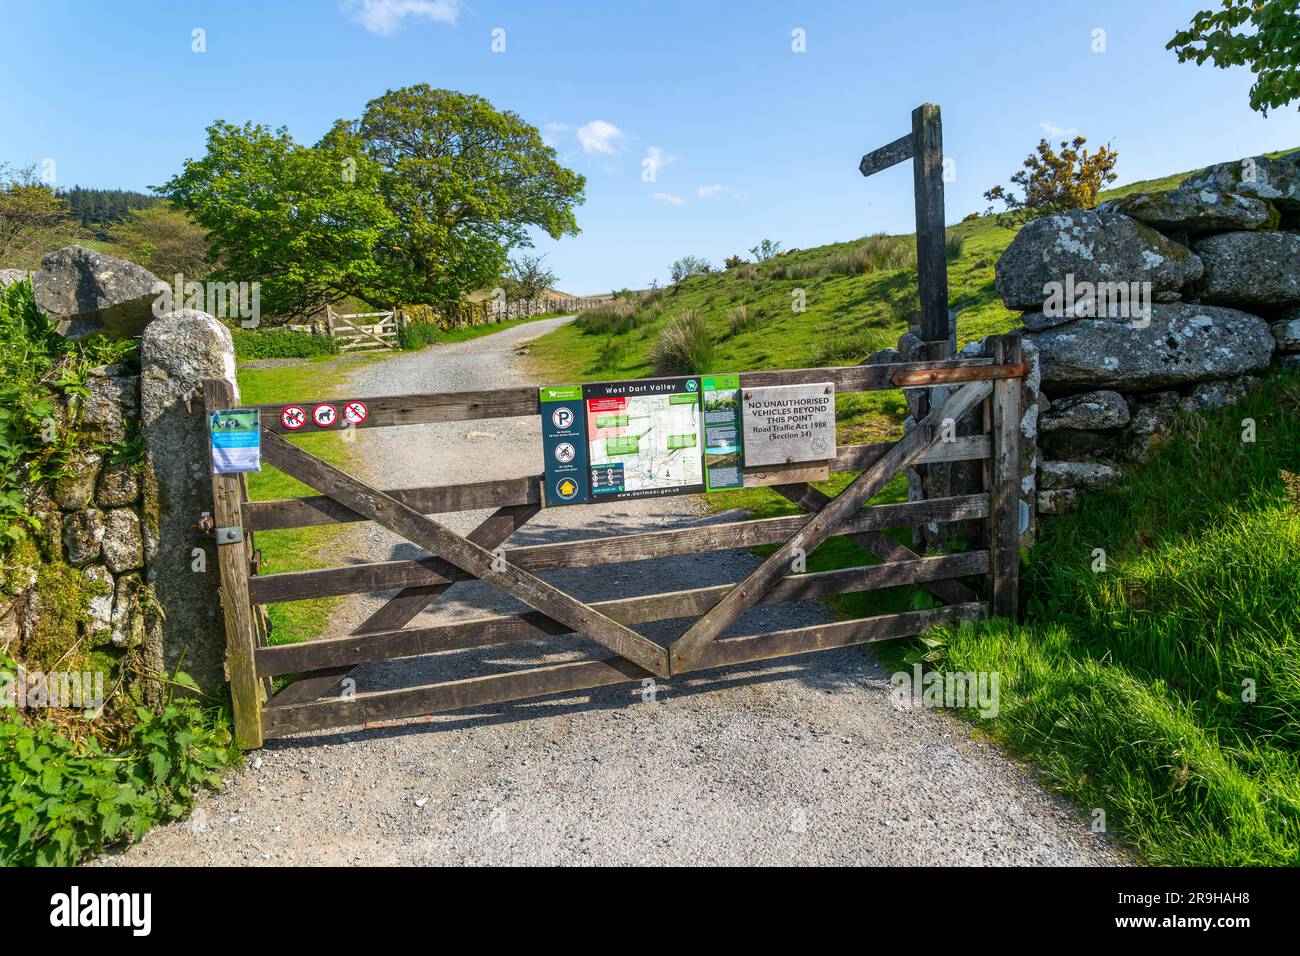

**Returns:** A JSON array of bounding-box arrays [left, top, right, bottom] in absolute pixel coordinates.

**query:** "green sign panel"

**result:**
[[539, 374, 744, 506]]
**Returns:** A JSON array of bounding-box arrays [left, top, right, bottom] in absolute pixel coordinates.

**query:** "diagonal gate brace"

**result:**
[[669, 378, 993, 670], [261, 432, 671, 678]]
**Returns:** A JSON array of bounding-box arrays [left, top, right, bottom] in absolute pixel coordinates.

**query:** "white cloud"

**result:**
[[577, 120, 625, 156], [643, 146, 678, 176], [653, 192, 686, 206], [696, 183, 734, 200], [342, 0, 461, 36], [1040, 122, 1078, 139]]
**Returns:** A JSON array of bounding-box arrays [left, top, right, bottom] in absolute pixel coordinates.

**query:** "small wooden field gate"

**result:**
[[204, 338, 1025, 748]]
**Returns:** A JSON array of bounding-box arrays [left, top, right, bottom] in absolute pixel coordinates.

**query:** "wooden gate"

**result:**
[[204, 335, 1024, 748]]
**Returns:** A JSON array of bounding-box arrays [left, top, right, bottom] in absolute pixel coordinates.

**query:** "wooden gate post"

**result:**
[[203, 378, 264, 748], [988, 333, 1023, 619]]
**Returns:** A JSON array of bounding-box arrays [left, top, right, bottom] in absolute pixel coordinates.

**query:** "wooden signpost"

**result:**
[[859, 102, 952, 356]]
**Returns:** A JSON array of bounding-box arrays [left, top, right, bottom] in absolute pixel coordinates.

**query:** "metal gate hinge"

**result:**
[[214, 526, 244, 544]]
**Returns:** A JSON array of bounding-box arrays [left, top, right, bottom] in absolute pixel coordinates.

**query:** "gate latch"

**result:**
[[214, 526, 244, 545]]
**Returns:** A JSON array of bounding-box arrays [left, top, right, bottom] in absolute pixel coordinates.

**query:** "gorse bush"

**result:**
[[231, 326, 338, 360], [651, 309, 714, 375]]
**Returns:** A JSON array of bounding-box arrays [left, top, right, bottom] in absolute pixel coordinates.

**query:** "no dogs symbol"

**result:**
[[312, 403, 338, 427], [281, 406, 306, 431], [344, 401, 369, 425]]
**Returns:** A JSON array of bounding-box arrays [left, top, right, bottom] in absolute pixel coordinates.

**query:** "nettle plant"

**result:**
[[0, 660, 235, 866]]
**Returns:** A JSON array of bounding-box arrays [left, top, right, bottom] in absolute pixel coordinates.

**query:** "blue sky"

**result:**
[[3, 0, 1299, 294]]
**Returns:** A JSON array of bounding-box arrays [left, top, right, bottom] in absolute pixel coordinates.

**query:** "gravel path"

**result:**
[[102, 317, 1124, 866]]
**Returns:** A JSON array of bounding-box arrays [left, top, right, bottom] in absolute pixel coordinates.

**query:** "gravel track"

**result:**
[[101, 317, 1124, 866]]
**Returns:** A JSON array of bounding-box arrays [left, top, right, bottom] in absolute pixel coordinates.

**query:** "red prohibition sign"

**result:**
[[312, 403, 338, 427], [281, 405, 307, 430], [343, 401, 369, 425]]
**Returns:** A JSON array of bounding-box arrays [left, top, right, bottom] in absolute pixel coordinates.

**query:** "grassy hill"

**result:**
[[528, 151, 1300, 865]]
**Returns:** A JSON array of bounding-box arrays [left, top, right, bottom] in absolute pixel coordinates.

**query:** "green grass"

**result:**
[[875, 372, 1300, 865], [236, 353, 383, 650]]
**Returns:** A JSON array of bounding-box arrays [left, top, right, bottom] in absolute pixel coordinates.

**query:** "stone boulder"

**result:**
[[995, 209, 1203, 311], [1272, 317, 1300, 353], [62, 508, 105, 566], [1028, 303, 1275, 391], [1181, 153, 1300, 211], [32, 246, 162, 340], [76, 367, 140, 444], [52, 450, 102, 510], [1100, 187, 1276, 234], [1040, 390, 1129, 431], [140, 310, 237, 692], [1040, 461, 1122, 491], [102, 508, 144, 573], [1193, 231, 1300, 307]]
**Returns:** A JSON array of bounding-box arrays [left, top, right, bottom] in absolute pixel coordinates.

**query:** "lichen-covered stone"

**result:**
[[1040, 460, 1122, 491], [110, 573, 141, 648], [1270, 318, 1300, 353], [1193, 231, 1300, 307], [101, 508, 143, 573], [1101, 187, 1276, 233], [1181, 154, 1300, 211], [1041, 428, 1126, 462], [1180, 376, 1255, 413], [1029, 303, 1275, 390], [82, 564, 114, 641], [62, 508, 105, 566], [1037, 488, 1079, 515], [32, 246, 162, 340], [1127, 391, 1181, 463], [995, 209, 1203, 311], [140, 310, 237, 692], [95, 460, 141, 506], [52, 450, 102, 510], [1039, 390, 1129, 431], [77, 370, 140, 444]]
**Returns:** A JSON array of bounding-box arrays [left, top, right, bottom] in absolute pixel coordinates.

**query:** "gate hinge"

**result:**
[[214, 526, 244, 545]]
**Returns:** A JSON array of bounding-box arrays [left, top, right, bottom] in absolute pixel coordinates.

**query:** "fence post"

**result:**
[[202, 378, 264, 748], [988, 332, 1022, 619]]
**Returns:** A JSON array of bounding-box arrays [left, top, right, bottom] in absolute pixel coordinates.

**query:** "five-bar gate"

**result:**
[[205, 335, 1024, 748]]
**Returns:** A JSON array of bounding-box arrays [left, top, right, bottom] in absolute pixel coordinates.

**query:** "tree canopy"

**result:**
[[163, 87, 585, 319], [1168, 0, 1300, 115]]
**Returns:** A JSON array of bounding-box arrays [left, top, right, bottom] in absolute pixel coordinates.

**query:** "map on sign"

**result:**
[[539, 376, 744, 506], [585, 378, 705, 501]]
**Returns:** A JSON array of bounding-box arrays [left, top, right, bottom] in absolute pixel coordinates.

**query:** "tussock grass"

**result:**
[[650, 309, 715, 375]]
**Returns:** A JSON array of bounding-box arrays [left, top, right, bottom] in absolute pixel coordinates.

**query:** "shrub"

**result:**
[[669, 255, 711, 284], [723, 254, 745, 269], [397, 321, 443, 351], [230, 327, 338, 360], [651, 309, 714, 375], [984, 135, 1119, 223], [0, 660, 236, 866], [576, 300, 639, 336], [727, 304, 758, 335]]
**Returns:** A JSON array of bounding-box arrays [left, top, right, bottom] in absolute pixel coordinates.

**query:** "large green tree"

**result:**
[[342, 85, 585, 304], [1168, 0, 1300, 115], [163, 122, 397, 319], [164, 87, 585, 318]]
